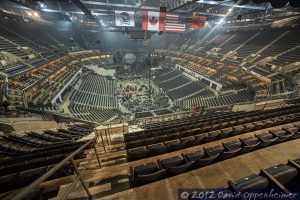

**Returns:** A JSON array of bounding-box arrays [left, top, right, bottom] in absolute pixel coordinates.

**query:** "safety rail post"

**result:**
[[104, 129, 110, 145], [70, 158, 92, 199], [107, 125, 112, 144], [92, 140, 101, 167], [96, 129, 107, 153]]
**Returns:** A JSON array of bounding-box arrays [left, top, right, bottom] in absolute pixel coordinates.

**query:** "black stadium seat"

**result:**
[[202, 131, 219, 143], [127, 147, 148, 161], [126, 140, 143, 149], [265, 164, 298, 187], [229, 174, 269, 192], [147, 143, 166, 156], [284, 127, 300, 139], [256, 133, 278, 147], [231, 125, 244, 136], [184, 150, 219, 167], [180, 136, 197, 147], [270, 129, 293, 142], [239, 136, 261, 153], [159, 156, 194, 175], [221, 141, 242, 159], [131, 162, 165, 186]]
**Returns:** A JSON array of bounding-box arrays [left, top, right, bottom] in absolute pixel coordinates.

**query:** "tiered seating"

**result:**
[[128, 105, 300, 186], [0, 123, 95, 193], [272, 46, 300, 66], [69, 104, 121, 123], [159, 75, 190, 91], [68, 73, 120, 123], [259, 30, 300, 63], [125, 106, 300, 161], [154, 69, 181, 83], [155, 68, 210, 100], [219, 31, 256, 54], [180, 89, 253, 108], [232, 29, 286, 60], [167, 82, 205, 100]]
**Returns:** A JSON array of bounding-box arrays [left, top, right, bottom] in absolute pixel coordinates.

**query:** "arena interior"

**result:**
[[1, 0, 300, 199]]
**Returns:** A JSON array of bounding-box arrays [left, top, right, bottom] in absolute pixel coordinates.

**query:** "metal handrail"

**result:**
[[14, 138, 101, 200]]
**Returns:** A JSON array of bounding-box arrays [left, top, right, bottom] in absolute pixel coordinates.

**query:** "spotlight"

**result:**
[[228, 8, 233, 13], [40, 3, 45, 8], [33, 12, 39, 17], [27, 11, 32, 16]]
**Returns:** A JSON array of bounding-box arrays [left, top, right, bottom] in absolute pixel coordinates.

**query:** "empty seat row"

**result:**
[[127, 125, 300, 162], [126, 112, 300, 150], [127, 105, 300, 139], [129, 125, 300, 186]]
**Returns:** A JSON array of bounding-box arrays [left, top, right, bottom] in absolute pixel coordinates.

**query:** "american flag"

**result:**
[[164, 13, 185, 33]]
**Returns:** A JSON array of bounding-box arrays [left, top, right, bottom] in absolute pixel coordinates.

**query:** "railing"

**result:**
[[13, 138, 101, 200]]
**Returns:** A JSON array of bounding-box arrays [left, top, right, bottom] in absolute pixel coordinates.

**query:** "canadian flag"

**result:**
[[142, 10, 165, 32]]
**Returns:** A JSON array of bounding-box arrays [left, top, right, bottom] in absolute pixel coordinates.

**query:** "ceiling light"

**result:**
[[33, 12, 39, 17], [27, 12, 32, 16]]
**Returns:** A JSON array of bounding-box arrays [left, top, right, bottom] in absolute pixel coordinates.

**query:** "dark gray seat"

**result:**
[[283, 127, 300, 139], [147, 143, 166, 156], [229, 174, 269, 192], [265, 164, 298, 192], [232, 125, 244, 136], [253, 121, 265, 130], [269, 129, 293, 142], [184, 150, 219, 167], [220, 127, 233, 137], [125, 140, 143, 149], [127, 147, 148, 161], [141, 137, 157, 146], [180, 136, 198, 147], [256, 133, 278, 147], [204, 145, 224, 157], [243, 123, 255, 132], [132, 162, 165, 186], [202, 131, 219, 143], [164, 140, 185, 152], [221, 140, 242, 159], [240, 136, 261, 153], [160, 156, 194, 175]]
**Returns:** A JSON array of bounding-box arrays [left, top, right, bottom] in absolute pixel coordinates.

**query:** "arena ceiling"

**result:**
[[0, 0, 299, 31]]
